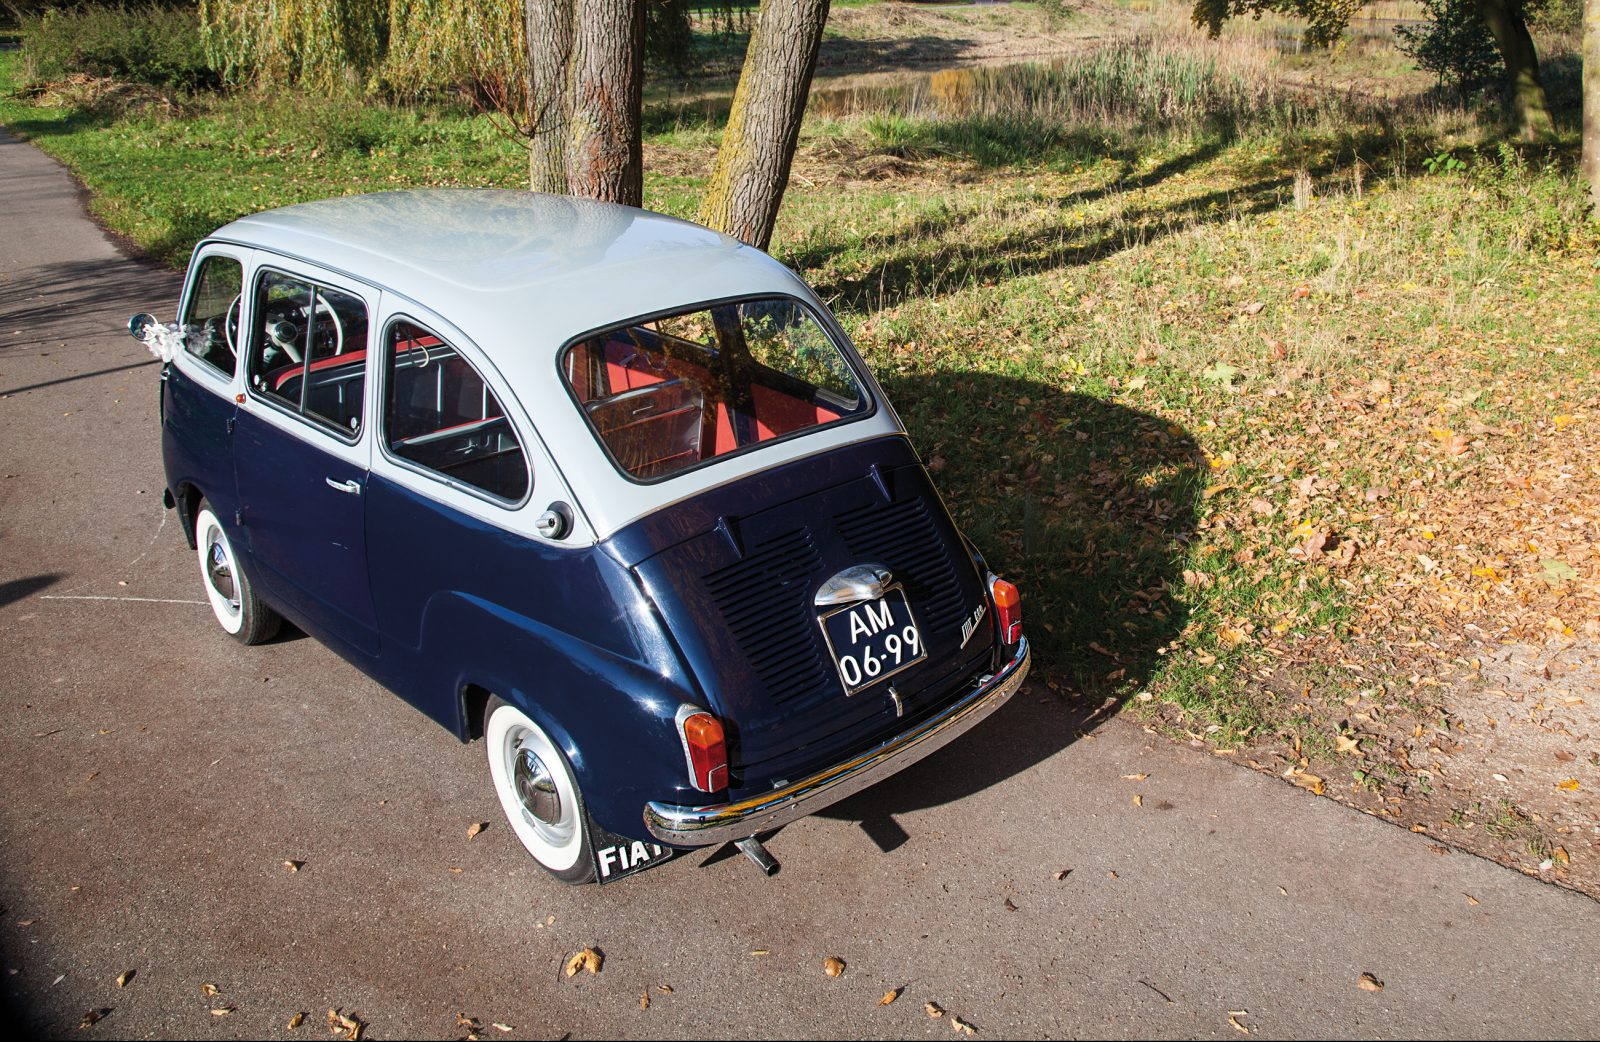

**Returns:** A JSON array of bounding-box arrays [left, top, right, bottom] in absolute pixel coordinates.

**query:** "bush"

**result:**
[[20, 4, 218, 91], [1393, 0, 1504, 96]]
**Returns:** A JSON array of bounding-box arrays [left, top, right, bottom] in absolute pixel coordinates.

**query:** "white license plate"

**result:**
[[819, 588, 926, 695]]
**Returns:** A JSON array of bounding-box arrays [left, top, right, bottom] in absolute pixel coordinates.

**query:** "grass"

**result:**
[[3, 2, 1598, 759]]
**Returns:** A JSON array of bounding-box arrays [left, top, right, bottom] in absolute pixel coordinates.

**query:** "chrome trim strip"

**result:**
[[643, 636, 1031, 846]]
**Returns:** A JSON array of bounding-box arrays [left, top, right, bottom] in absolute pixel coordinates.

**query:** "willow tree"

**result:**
[[1191, 0, 1553, 139], [698, 0, 831, 251]]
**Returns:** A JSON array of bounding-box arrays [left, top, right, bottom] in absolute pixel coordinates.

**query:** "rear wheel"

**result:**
[[484, 697, 596, 884], [194, 502, 280, 645]]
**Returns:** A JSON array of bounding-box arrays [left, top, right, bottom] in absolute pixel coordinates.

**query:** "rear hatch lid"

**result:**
[[609, 436, 994, 793]]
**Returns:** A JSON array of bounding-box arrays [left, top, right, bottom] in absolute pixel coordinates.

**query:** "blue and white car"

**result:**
[[133, 190, 1030, 884]]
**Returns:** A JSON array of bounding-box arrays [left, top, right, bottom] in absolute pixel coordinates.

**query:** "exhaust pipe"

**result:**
[[734, 836, 780, 876]]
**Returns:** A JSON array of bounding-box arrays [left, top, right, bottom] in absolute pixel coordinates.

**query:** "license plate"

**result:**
[[819, 587, 926, 695]]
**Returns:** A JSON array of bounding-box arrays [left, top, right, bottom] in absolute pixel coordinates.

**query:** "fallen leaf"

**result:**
[[1003, 898, 1018, 912], [656, 985, 673, 994], [1464, 894, 1480, 906], [1444, 433, 1469, 456], [201, 983, 219, 997], [1202, 362, 1240, 385], [751, 949, 770, 957], [926, 1001, 946, 1018], [288, 1011, 305, 1029], [1357, 973, 1384, 992], [1290, 284, 1311, 299], [1132, 794, 1143, 807], [950, 1014, 978, 1035], [282, 860, 303, 873], [879, 988, 901, 1006], [1228, 1010, 1250, 1034], [1122, 773, 1149, 781], [565, 948, 602, 977], [824, 956, 846, 978], [1126, 376, 1148, 391], [1554, 847, 1570, 866], [17, 919, 35, 928], [326, 1008, 364, 1041], [115, 970, 134, 988], [1335, 734, 1361, 756], [640, 990, 650, 1011], [1054, 869, 1072, 880], [209, 1007, 234, 1017], [1288, 771, 1325, 795], [1240, 301, 1265, 316], [491, 1025, 513, 1033], [79, 1009, 110, 1029], [466, 822, 488, 841], [1557, 779, 1580, 792], [1540, 559, 1578, 584]]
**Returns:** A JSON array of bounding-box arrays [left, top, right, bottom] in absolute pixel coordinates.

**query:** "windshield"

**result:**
[[563, 297, 869, 481]]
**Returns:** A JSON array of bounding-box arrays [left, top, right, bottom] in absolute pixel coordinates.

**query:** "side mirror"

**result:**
[[128, 313, 158, 342]]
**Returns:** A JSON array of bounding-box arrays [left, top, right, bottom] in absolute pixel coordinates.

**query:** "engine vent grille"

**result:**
[[834, 496, 965, 638], [704, 526, 829, 707]]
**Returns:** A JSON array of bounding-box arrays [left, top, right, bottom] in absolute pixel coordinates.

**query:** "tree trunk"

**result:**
[[1475, 0, 1554, 140], [526, 0, 575, 194], [698, 0, 831, 251], [1585, 0, 1600, 214], [564, 0, 645, 206]]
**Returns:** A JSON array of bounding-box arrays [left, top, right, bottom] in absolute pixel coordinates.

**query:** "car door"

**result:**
[[162, 244, 253, 527], [234, 262, 380, 657]]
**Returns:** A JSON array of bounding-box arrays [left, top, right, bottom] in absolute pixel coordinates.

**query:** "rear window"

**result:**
[[563, 298, 868, 481]]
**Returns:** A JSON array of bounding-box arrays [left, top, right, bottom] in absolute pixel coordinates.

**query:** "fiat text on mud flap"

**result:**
[[134, 190, 1030, 884]]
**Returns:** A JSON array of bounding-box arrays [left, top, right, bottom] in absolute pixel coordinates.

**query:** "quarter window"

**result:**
[[383, 320, 529, 502], [246, 270, 369, 437], [180, 255, 242, 376]]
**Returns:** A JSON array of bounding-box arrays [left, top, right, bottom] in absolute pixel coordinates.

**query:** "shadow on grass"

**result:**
[[817, 373, 1204, 846]]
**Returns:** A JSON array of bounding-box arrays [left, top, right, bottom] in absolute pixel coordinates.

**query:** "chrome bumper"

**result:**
[[643, 636, 1031, 847]]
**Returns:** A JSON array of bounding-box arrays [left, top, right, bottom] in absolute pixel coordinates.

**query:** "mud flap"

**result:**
[[589, 820, 676, 884]]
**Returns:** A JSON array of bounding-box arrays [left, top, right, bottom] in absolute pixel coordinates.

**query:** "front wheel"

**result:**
[[194, 502, 280, 645], [484, 697, 596, 884]]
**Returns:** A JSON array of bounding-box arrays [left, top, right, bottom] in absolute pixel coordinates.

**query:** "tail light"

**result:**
[[676, 706, 728, 792], [989, 575, 1022, 645]]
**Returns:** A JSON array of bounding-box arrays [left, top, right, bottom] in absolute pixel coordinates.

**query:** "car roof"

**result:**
[[211, 189, 798, 349]]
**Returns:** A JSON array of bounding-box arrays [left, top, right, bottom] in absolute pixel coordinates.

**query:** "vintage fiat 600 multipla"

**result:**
[[131, 190, 1030, 883]]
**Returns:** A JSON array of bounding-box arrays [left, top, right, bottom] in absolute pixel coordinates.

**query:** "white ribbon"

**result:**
[[141, 322, 190, 363]]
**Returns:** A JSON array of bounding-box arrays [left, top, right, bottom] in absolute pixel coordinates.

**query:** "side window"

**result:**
[[383, 320, 530, 502], [180, 255, 242, 376], [246, 270, 370, 437]]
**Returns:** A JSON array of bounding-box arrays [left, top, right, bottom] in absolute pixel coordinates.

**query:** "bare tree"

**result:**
[[526, 0, 576, 194], [698, 0, 831, 251], [1586, 0, 1600, 213], [524, 0, 644, 206]]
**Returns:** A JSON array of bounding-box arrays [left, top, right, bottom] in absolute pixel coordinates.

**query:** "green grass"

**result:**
[[4, 23, 1598, 747]]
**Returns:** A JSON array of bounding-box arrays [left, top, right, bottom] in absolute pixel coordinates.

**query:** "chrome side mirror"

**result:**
[[127, 313, 158, 342]]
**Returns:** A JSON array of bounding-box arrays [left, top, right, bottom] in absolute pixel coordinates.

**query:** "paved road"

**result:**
[[3, 127, 1599, 1040]]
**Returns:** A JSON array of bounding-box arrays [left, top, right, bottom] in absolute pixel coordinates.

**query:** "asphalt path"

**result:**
[[3, 127, 1599, 1040]]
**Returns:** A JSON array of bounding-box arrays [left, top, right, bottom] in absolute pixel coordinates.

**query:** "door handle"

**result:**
[[325, 477, 362, 495]]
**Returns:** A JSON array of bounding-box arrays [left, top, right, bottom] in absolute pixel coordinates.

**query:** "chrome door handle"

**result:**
[[325, 477, 361, 495]]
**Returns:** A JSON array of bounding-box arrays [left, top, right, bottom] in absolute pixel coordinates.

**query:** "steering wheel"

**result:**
[[224, 295, 241, 358], [263, 293, 344, 364]]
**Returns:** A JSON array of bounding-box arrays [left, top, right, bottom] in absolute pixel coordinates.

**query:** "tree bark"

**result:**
[[565, 0, 645, 206], [526, 0, 575, 194], [1585, 0, 1600, 214], [698, 0, 831, 251], [1475, 0, 1555, 140]]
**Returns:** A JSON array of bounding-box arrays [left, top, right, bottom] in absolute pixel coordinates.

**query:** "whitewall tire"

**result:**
[[485, 697, 595, 883], [194, 502, 280, 645]]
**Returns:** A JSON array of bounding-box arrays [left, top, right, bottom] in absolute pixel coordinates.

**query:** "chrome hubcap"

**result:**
[[205, 533, 238, 606], [512, 740, 561, 826]]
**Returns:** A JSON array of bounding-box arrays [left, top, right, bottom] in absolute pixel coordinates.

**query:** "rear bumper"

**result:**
[[643, 636, 1031, 847]]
